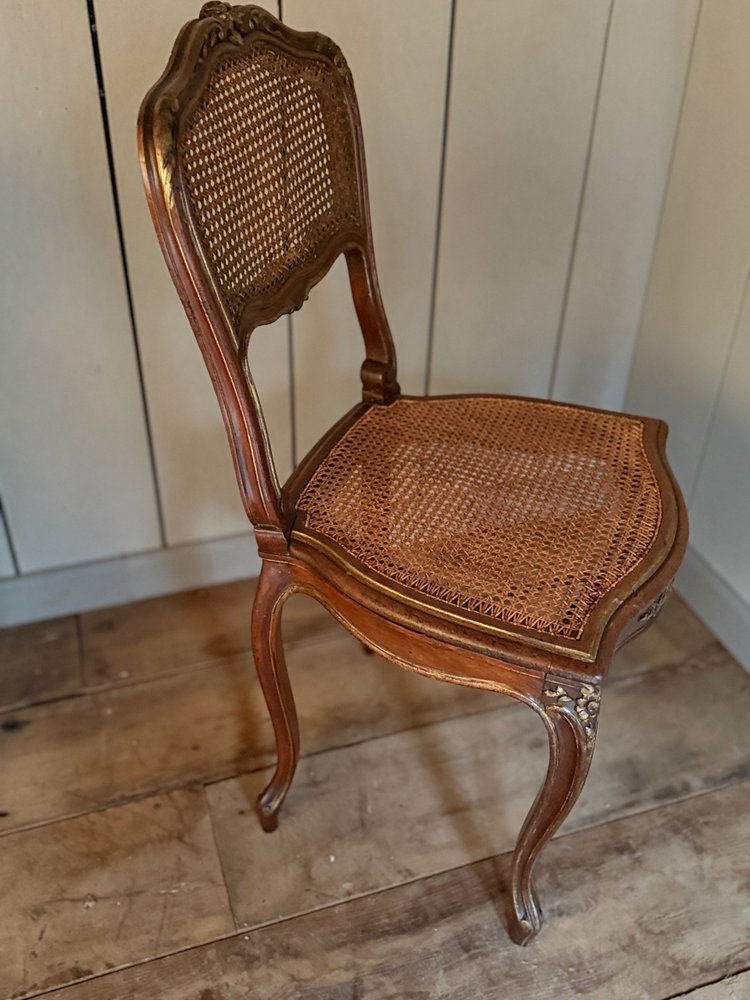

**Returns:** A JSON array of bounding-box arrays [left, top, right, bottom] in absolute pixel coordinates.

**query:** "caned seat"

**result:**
[[294, 395, 663, 652], [139, 2, 687, 946]]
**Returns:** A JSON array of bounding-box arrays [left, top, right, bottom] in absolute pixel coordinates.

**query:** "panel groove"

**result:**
[[424, 0, 457, 396], [87, 0, 166, 547], [285, 1, 452, 456], [546, 0, 616, 401], [0, 498, 20, 577], [429, 1, 613, 399], [623, 0, 705, 412], [688, 268, 750, 508]]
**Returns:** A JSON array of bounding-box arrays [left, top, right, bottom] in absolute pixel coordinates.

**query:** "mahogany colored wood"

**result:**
[[138, 3, 688, 944]]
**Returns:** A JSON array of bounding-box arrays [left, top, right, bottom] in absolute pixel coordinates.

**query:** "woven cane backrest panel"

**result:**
[[297, 397, 663, 641], [180, 44, 361, 325]]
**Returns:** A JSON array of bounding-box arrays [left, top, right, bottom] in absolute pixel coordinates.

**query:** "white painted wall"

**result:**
[[628, 0, 750, 670], [285, 0, 453, 456], [552, 0, 699, 409], [0, 0, 162, 573], [431, 0, 612, 397], [3, 0, 714, 629]]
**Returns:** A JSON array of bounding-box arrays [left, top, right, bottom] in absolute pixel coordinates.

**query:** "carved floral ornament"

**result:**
[[543, 681, 601, 744], [638, 585, 672, 625], [197, 2, 351, 75]]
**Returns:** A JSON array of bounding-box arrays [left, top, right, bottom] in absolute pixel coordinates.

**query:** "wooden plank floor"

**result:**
[[1, 583, 748, 999]]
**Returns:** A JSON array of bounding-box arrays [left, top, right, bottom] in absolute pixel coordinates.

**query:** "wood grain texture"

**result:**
[[0, 591, 713, 834], [0, 0, 161, 571], [552, 0, 699, 410], [38, 782, 750, 1000], [207, 645, 747, 930], [430, 0, 610, 396], [283, 0, 452, 455], [0, 632, 496, 834], [674, 971, 750, 999], [0, 788, 233, 1000], [94, 0, 293, 545], [0, 580, 739, 998], [80, 579, 339, 686], [0, 617, 81, 711], [626, 0, 750, 497]]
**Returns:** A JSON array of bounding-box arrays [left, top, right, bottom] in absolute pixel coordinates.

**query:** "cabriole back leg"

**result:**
[[251, 560, 298, 832], [509, 676, 601, 945]]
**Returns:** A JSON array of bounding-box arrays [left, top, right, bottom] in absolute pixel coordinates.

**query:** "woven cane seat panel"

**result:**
[[181, 45, 360, 324], [296, 397, 663, 641]]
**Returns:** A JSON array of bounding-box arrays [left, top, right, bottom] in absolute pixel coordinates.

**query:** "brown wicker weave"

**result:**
[[296, 396, 662, 642], [182, 45, 361, 325], [139, 2, 687, 948]]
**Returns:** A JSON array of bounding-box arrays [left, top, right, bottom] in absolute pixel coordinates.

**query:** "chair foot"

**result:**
[[256, 787, 282, 832], [508, 884, 543, 945], [509, 676, 600, 944], [251, 562, 299, 833]]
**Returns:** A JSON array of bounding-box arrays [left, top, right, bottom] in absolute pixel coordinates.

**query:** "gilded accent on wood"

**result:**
[[638, 585, 672, 625], [543, 681, 601, 744]]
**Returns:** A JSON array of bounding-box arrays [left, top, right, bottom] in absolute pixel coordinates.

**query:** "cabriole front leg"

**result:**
[[251, 561, 299, 833], [509, 676, 601, 945]]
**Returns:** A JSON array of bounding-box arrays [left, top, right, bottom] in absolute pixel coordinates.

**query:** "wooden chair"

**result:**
[[139, 2, 687, 945]]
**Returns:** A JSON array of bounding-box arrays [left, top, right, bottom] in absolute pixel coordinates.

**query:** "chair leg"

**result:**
[[509, 677, 601, 945], [251, 562, 299, 833]]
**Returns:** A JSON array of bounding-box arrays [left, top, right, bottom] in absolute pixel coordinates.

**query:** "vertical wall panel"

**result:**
[[552, 0, 699, 410], [0, 0, 161, 572], [626, 0, 750, 497], [430, 0, 611, 397], [284, 0, 452, 456], [689, 281, 750, 605], [0, 516, 15, 579], [95, 0, 293, 545]]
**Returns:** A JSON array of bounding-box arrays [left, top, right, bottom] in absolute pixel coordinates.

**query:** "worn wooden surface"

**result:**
[[208, 647, 746, 929], [0, 788, 233, 1000], [0, 630, 495, 834], [38, 783, 750, 1000], [80, 579, 339, 686], [1, 596, 709, 834], [0, 617, 81, 711], [675, 972, 750, 999], [1, 583, 749, 998]]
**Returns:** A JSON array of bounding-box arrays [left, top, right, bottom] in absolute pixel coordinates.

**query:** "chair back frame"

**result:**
[[138, 2, 399, 539]]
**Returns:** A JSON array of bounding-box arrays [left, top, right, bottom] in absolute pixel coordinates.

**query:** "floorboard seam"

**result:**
[[203, 784, 242, 932], [19, 776, 750, 1000], [0, 703, 503, 840], [0, 647, 740, 841], [661, 962, 750, 999], [0, 626, 346, 714], [1, 625, 723, 718], [73, 615, 86, 689], [205, 773, 750, 940]]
